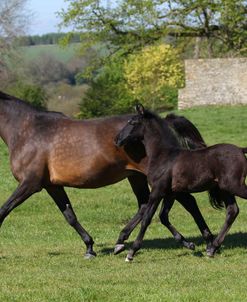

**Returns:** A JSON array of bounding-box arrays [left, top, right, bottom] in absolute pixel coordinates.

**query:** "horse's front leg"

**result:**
[[0, 178, 42, 226], [46, 186, 96, 259], [206, 194, 239, 257], [126, 189, 163, 261], [114, 174, 150, 255]]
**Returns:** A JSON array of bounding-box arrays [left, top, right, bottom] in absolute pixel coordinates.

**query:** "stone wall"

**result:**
[[178, 58, 247, 109]]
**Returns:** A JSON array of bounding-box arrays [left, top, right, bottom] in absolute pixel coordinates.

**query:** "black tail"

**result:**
[[208, 186, 225, 210], [165, 113, 206, 150], [242, 147, 247, 154]]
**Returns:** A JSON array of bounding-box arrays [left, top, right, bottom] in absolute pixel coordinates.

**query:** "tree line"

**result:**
[[18, 33, 81, 46]]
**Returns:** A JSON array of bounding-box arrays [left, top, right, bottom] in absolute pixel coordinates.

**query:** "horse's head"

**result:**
[[115, 104, 146, 147]]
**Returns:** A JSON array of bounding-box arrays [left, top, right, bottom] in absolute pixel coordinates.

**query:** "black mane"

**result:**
[[142, 109, 181, 148], [165, 113, 206, 149]]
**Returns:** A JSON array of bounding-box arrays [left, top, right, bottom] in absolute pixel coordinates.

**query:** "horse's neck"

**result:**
[[0, 99, 34, 147]]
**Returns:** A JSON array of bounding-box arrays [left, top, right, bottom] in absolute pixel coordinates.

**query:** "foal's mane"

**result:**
[[142, 109, 181, 148]]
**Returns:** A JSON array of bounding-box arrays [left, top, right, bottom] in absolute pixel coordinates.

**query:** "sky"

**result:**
[[27, 0, 70, 35]]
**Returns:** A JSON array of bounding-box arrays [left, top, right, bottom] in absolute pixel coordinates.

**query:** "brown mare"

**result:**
[[115, 104, 247, 261], [0, 92, 213, 258]]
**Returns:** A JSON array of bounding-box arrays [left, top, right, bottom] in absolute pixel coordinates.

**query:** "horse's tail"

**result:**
[[208, 186, 224, 210], [165, 113, 206, 150]]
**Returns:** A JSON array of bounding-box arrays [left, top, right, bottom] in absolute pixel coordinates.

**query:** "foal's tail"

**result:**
[[208, 147, 247, 210], [208, 186, 225, 210]]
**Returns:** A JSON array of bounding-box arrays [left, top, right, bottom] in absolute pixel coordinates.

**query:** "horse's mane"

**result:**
[[141, 109, 182, 148], [0, 91, 37, 109], [0, 91, 67, 118], [142, 109, 165, 127], [165, 113, 207, 149], [141, 109, 206, 150]]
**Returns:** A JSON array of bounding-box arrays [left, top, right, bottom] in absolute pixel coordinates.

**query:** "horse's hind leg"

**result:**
[[0, 179, 41, 226], [206, 193, 239, 257], [114, 174, 150, 255], [159, 195, 195, 250], [175, 192, 214, 247], [46, 186, 96, 259]]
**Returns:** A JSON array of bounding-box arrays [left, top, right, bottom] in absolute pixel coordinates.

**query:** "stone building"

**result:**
[[178, 58, 247, 109]]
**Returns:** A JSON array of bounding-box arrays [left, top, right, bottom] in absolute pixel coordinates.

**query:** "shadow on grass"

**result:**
[[100, 231, 247, 255]]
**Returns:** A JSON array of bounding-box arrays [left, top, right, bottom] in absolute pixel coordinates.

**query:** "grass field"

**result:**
[[1, 105, 247, 301]]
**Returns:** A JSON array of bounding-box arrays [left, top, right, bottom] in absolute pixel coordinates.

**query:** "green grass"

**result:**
[[1, 105, 247, 301]]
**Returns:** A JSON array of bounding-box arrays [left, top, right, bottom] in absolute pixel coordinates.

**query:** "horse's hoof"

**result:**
[[84, 253, 96, 260], [125, 255, 133, 262], [114, 244, 125, 255], [206, 252, 214, 258], [206, 248, 215, 258], [184, 241, 195, 250], [188, 242, 195, 250]]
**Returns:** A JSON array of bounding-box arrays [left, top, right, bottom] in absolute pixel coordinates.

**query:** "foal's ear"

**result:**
[[135, 103, 145, 116]]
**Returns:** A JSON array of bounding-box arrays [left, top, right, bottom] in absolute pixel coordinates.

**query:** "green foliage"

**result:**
[[78, 44, 183, 118], [78, 57, 133, 118], [58, 0, 247, 118], [124, 44, 184, 109], [9, 82, 47, 109], [59, 0, 247, 60]]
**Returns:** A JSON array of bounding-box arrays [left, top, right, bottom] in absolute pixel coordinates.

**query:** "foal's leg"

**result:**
[[159, 195, 195, 250], [46, 186, 96, 259], [175, 192, 214, 247], [126, 189, 163, 261], [0, 179, 41, 226], [114, 174, 150, 254], [206, 193, 239, 257]]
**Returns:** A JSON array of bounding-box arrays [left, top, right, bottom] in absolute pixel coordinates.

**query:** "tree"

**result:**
[[0, 0, 30, 87], [11, 82, 47, 109], [124, 44, 184, 109], [59, 0, 247, 61], [78, 56, 132, 118]]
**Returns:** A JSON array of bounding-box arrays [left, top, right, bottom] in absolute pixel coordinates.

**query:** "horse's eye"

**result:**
[[128, 119, 139, 125], [128, 119, 135, 125]]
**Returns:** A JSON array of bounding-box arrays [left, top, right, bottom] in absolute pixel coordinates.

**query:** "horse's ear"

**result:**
[[135, 103, 145, 116]]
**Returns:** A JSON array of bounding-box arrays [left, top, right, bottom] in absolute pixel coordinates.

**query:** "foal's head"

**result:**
[[115, 104, 146, 147], [115, 104, 170, 147]]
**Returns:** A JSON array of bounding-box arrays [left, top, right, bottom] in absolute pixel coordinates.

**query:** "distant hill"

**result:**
[[20, 44, 82, 64]]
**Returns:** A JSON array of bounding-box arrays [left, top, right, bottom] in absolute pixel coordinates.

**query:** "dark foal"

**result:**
[[0, 91, 213, 258], [115, 104, 247, 261]]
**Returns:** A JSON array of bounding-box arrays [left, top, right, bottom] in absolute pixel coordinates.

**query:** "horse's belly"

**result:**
[[171, 166, 212, 193], [48, 157, 129, 188]]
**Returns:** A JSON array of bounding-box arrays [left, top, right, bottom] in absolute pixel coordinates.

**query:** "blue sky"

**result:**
[[27, 0, 69, 35]]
